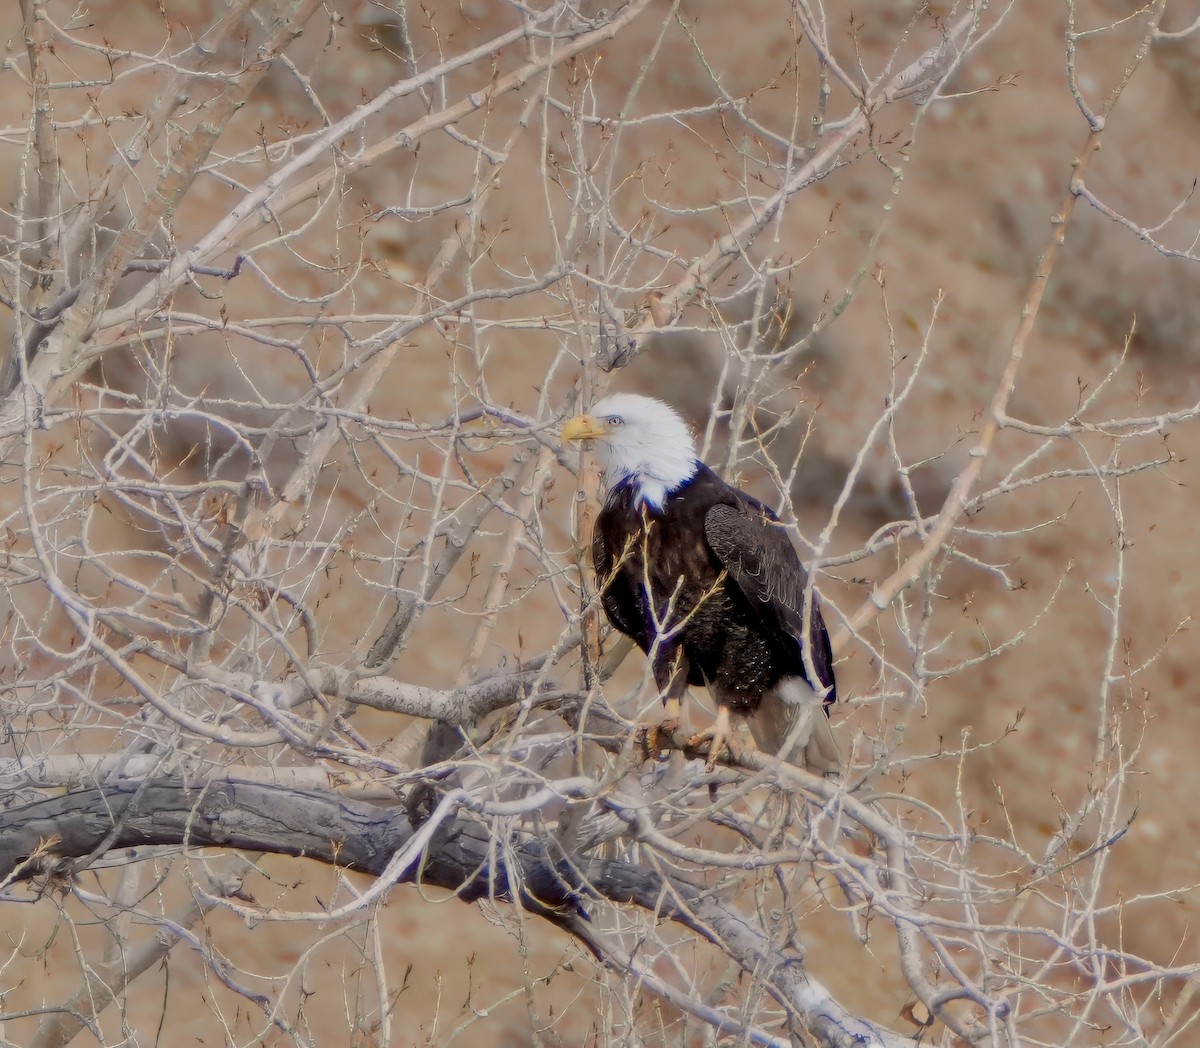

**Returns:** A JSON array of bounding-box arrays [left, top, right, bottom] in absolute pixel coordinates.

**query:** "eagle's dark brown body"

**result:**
[[593, 463, 836, 717]]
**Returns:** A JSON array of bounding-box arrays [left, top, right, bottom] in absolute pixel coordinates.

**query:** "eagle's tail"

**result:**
[[750, 677, 841, 775]]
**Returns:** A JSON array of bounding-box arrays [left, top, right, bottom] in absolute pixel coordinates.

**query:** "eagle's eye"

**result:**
[[605, 415, 624, 428]]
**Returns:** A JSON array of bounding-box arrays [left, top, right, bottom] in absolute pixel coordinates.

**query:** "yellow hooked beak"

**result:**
[[561, 413, 607, 442]]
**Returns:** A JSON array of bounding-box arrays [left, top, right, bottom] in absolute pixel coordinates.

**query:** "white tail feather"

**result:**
[[748, 677, 841, 775]]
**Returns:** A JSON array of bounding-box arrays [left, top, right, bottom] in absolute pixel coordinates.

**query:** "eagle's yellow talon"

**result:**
[[639, 716, 679, 761], [687, 726, 741, 770]]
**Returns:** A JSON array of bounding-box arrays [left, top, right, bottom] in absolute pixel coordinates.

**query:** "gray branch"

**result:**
[[0, 780, 917, 1048]]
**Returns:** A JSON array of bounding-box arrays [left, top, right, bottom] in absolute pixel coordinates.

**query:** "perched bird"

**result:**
[[561, 393, 839, 772]]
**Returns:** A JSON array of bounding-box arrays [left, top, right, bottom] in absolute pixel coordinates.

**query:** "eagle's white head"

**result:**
[[561, 393, 699, 509]]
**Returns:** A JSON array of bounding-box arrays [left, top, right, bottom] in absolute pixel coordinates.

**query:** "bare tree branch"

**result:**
[[0, 781, 917, 1048]]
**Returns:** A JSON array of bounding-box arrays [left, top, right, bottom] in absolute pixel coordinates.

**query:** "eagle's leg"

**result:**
[[661, 694, 682, 735], [687, 704, 740, 770], [641, 656, 688, 761]]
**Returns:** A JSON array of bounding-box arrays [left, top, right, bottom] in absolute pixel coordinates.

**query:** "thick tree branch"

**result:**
[[0, 780, 916, 1048]]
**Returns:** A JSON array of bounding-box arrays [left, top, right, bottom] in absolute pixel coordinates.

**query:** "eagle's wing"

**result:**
[[592, 520, 647, 645], [704, 500, 836, 703]]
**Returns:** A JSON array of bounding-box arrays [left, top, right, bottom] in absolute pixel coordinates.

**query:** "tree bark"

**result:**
[[0, 780, 914, 1047]]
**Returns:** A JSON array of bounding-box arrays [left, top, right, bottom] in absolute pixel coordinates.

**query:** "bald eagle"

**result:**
[[562, 393, 839, 772]]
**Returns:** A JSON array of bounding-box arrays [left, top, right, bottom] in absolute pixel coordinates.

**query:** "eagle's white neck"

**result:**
[[610, 468, 696, 512], [589, 394, 699, 511]]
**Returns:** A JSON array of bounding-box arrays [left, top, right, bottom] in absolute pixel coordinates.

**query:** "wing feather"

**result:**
[[704, 500, 836, 702], [592, 516, 647, 644]]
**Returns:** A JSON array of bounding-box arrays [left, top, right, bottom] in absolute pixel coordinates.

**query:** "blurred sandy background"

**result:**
[[2, 0, 1199, 1043]]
